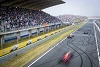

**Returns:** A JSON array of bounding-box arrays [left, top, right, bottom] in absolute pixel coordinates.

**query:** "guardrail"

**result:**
[[0, 23, 61, 35]]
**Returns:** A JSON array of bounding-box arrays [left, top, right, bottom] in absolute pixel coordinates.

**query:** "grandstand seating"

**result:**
[[0, 6, 62, 32]]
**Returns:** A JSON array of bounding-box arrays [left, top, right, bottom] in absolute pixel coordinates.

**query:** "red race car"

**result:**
[[67, 34, 74, 38], [59, 51, 73, 63]]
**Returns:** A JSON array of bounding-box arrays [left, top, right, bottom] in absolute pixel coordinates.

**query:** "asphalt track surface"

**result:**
[[25, 20, 99, 67]]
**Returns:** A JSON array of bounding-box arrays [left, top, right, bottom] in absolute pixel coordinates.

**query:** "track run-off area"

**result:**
[[25, 20, 100, 67]]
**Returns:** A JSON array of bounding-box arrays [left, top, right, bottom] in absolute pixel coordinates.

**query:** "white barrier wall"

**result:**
[[40, 28, 44, 32], [20, 31, 29, 36]]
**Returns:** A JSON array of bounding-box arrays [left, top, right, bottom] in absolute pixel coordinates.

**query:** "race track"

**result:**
[[25, 20, 100, 67]]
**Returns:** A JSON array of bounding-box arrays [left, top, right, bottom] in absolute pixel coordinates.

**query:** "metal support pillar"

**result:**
[[17, 32, 20, 44]]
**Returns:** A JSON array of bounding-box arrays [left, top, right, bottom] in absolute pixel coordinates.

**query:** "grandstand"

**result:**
[[0, 0, 65, 56], [0, 0, 65, 42]]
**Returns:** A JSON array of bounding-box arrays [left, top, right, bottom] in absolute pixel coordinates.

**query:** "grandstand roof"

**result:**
[[0, 0, 65, 10]]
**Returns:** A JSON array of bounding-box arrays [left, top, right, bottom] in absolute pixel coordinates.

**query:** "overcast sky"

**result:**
[[43, 0, 100, 16]]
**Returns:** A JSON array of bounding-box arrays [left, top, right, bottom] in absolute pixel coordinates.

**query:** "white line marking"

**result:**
[[28, 22, 87, 67], [94, 22, 100, 32], [94, 22, 100, 65]]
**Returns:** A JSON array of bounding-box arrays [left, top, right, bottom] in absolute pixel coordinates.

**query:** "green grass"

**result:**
[[0, 22, 86, 67], [0, 26, 66, 50]]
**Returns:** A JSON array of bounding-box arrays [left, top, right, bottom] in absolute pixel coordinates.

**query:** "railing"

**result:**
[[0, 22, 61, 35]]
